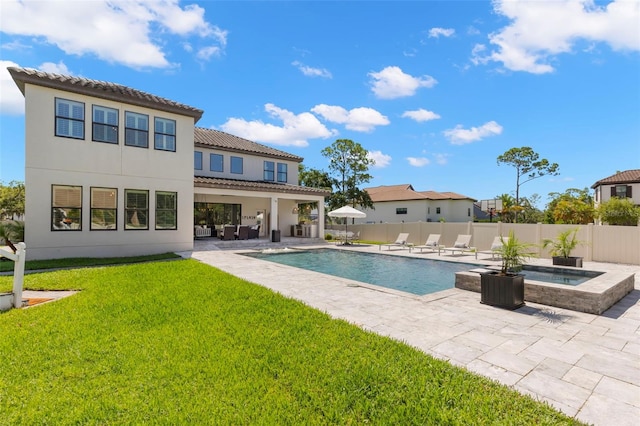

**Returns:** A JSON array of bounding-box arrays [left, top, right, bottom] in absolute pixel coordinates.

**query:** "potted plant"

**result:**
[[480, 230, 536, 310], [542, 228, 585, 268]]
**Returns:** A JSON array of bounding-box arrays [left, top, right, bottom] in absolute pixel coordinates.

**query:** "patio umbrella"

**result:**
[[328, 206, 366, 242]]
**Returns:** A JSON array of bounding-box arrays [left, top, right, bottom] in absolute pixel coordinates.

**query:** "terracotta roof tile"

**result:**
[[365, 185, 475, 202], [591, 169, 640, 188], [194, 176, 329, 196], [8, 66, 203, 122], [194, 128, 303, 161]]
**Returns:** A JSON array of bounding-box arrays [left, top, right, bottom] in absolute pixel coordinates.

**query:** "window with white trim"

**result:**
[[210, 154, 223, 172], [154, 117, 176, 151], [231, 156, 243, 174], [125, 112, 148, 147], [156, 191, 177, 230], [55, 98, 84, 139], [52, 185, 82, 231], [264, 161, 275, 181], [125, 189, 149, 230], [92, 105, 118, 144], [277, 163, 288, 183], [195, 151, 203, 170], [91, 187, 117, 230]]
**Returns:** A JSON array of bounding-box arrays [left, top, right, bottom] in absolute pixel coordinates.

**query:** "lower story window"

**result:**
[[125, 189, 149, 230], [52, 185, 82, 231], [396, 207, 407, 214], [156, 191, 177, 230], [91, 187, 117, 230]]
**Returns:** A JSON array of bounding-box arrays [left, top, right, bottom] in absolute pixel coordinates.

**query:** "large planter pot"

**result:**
[[480, 272, 525, 310], [552, 256, 583, 268]]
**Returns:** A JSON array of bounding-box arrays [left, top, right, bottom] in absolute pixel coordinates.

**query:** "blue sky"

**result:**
[[1, 0, 639, 209]]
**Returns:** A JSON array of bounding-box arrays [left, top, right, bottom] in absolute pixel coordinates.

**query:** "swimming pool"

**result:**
[[242, 248, 598, 296], [243, 248, 476, 296]]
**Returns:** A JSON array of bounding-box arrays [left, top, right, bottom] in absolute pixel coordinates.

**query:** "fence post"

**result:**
[[12, 243, 26, 308]]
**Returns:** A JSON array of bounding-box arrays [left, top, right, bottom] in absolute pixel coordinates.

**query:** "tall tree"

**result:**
[[0, 181, 25, 220], [321, 139, 375, 212], [597, 197, 640, 226], [497, 147, 559, 222], [545, 188, 595, 224]]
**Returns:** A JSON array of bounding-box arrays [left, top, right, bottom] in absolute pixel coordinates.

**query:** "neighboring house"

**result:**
[[591, 169, 640, 214], [9, 67, 328, 260], [358, 184, 476, 223]]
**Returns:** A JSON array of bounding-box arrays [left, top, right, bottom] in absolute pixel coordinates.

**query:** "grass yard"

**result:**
[[0, 259, 584, 424]]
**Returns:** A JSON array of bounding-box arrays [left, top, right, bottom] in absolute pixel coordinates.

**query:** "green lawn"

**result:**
[[0, 260, 583, 424]]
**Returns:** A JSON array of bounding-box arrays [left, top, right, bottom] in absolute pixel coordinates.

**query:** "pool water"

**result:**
[[243, 249, 478, 296], [244, 248, 601, 296]]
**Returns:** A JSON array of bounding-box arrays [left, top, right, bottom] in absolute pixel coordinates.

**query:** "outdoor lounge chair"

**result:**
[[410, 234, 442, 253], [220, 225, 235, 240], [441, 234, 477, 258], [379, 233, 411, 251], [478, 236, 508, 260]]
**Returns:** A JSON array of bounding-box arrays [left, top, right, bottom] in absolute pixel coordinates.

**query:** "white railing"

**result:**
[[0, 242, 27, 310]]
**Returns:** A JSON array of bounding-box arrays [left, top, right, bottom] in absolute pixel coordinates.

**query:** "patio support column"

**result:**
[[317, 201, 325, 238], [270, 197, 278, 234]]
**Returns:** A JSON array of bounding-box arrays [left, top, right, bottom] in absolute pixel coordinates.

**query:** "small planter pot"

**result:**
[[552, 256, 583, 268], [480, 272, 525, 310]]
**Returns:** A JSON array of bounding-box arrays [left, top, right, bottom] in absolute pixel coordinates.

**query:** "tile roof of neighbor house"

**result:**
[[365, 184, 475, 202], [591, 169, 640, 188], [194, 176, 330, 196], [8, 66, 203, 122], [194, 128, 303, 162]]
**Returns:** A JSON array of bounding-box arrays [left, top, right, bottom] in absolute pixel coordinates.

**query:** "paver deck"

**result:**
[[187, 238, 640, 426]]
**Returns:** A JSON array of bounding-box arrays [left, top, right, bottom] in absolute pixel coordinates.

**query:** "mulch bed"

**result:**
[[24, 298, 53, 306]]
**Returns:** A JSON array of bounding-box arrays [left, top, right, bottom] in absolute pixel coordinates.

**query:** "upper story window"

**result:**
[[125, 112, 148, 148], [230, 156, 243, 174], [154, 117, 176, 151], [396, 207, 407, 215], [194, 151, 203, 170], [436, 207, 441, 214], [52, 185, 82, 231], [210, 154, 223, 172], [277, 163, 288, 183], [55, 98, 84, 139], [125, 189, 149, 230], [264, 161, 275, 181], [91, 187, 117, 230], [92, 105, 118, 144], [612, 185, 632, 198]]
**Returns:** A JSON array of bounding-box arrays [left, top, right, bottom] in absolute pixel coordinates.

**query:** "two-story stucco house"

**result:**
[[9, 67, 328, 260], [358, 184, 476, 223], [591, 169, 640, 210]]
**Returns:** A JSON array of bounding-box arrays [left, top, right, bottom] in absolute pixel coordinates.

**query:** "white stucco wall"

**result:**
[[23, 84, 195, 259], [359, 199, 474, 224], [194, 146, 299, 185]]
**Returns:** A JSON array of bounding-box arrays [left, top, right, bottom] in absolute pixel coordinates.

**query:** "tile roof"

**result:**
[[194, 128, 303, 161], [591, 169, 640, 188], [194, 176, 330, 196], [365, 184, 475, 202], [8, 66, 203, 122]]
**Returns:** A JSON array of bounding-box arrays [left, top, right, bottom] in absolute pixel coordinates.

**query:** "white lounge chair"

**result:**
[[410, 234, 442, 253], [478, 236, 508, 260], [380, 233, 411, 251], [441, 234, 477, 258]]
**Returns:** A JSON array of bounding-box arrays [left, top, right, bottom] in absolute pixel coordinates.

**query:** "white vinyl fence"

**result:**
[[329, 222, 640, 265]]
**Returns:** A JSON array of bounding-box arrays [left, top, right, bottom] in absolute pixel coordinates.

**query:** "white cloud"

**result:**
[[407, 157, 430, 167], [401, 109, 441, 122], [219, 103, 337, 147], [38, 61, 72, 75], [292, 61, 332, 78], [368, 150, 391, 168], [0, 0, 227, 69], [0, 60, 26, 115], [311, 104, 390, 132], [433, 153, 449, 165], [368, 66, 437, 99], [197, 45, 222, 61], [443, 121, 503, 145], [428, 27, 455, 38], [474, 0, 640, 74]]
